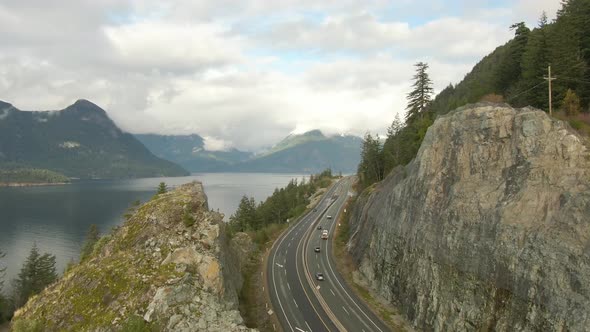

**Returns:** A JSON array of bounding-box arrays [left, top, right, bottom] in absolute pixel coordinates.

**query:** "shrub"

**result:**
[[183, 211, 195, 227]]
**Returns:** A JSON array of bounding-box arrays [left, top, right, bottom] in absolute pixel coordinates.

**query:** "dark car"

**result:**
[[313, 208, 317, 212], [314, 246, 320, 253], [315, 272, 324, 281], [317, 225, 322, 230]]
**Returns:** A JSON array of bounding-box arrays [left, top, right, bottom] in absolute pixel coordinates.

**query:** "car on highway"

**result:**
[[321, 230, 328, 239], [314, 246, 320, 253], [315, 272, 324, 281], [317, 225, 322, 230], [326, 215, 332, 219]]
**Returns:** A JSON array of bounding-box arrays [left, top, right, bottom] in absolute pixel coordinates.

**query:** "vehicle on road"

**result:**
[[317, 225, 322, 230], [315, 272, 324, 281], [326, 215, 332, 219], [321, 230, 328, 239], [314, 246, 320, 253]]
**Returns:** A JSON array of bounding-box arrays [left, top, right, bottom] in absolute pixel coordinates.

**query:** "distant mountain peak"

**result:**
[[300, 129, 325, 137], [68, 99, 107, 115]]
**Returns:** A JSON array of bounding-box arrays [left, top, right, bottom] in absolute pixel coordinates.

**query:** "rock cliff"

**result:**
[[348, 103, 590, 331], [12, 182, 256, 332]]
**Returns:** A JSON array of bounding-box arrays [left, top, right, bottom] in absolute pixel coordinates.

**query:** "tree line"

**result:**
[[228, 169, 335, 243], [358, 0, 590, 190]]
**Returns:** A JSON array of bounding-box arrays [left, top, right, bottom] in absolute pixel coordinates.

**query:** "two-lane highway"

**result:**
[[267, 177, 391, 332]]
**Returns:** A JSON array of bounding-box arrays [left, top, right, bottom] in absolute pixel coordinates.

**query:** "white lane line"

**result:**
[[305, 321, 312, 332], [330, 289, 335, 296], [287, 282, 291, 290], [293, 298, 299, 308], [275, 263, 284, 268], [342, 306, 350, 315], [295, 328, 306, 332]]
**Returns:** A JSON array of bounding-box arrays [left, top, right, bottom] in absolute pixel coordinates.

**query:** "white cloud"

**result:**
[[0, 0, 562, 151], [203, 136, 232, 151]]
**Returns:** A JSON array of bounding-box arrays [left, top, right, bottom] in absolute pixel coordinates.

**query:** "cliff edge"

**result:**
[[12, 182, 256, 332], [349, 103, 590, 331]]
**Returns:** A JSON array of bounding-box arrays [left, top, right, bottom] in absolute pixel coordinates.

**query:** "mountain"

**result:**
[[12, 182, 256, 331], [135, 134, 252, 172], [136, 130, 362, 174], [239, 130, 362, 173], [0, 100, 189, 179], [349, 104, 590, 331]]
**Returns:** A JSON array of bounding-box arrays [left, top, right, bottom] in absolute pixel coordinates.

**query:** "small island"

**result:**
[[0, 167, 70, 187]]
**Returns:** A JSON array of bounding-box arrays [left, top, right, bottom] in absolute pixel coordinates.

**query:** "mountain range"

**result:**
[[137, 129, 362, 174], [0, 99, 189, 179]]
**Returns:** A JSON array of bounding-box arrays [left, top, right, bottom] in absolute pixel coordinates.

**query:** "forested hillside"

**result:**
[[358, 0, 590, 189], [0, 100, 189, 179]]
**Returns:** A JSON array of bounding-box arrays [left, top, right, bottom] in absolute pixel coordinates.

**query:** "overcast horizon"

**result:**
[[0, 0, 560, 152]]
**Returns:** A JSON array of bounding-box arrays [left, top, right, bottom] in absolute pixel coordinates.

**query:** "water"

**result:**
[[0, 173, 305, 292]]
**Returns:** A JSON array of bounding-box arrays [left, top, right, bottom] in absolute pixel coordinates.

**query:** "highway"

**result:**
[[267, 177, 391, 332]]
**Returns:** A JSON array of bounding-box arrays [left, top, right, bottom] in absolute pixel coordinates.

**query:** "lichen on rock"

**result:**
[[12, 181, 257, 332], [348, 103, 590, 331]]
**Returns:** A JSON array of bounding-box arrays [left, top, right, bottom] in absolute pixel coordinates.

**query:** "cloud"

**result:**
[[0, 0, 562, 151]]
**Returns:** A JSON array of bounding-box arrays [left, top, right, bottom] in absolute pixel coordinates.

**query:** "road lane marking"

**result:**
[[305, 321, 312, 332], [330, 289, 335, 296], [293, 299, 299, 308], [342, 306, 349, 315], [275, 263, 284, 268], [295, 328, 306, 332], [287, 282, 291, 290]]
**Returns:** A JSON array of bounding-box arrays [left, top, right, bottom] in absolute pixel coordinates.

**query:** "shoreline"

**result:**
[[0, 182, 70, 187]]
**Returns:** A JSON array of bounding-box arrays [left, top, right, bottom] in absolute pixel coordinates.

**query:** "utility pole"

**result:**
[[544, 65, 556, 115]]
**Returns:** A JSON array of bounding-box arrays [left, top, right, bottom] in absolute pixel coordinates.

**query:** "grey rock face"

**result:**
[[348, 104, 590, 331]]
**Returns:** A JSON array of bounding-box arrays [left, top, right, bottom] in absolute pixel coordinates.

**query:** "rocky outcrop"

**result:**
[[12, 182, 256, 331], [348, 103, 590, 331]]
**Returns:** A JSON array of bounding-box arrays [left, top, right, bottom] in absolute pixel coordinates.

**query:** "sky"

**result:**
[[0, 0, 561, 151]]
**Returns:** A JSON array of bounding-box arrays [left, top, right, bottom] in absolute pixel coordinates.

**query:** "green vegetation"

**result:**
[[0, 165, 69, 185], [0, 100, 188, 179], [12, 244, 57, 308], [120, 315, 160, 332], [183, 210, 195, 227], [359, 0, 590, 190], [228, 169, 334, 241], [0, 249, 7, 323], [157, 182, 167, 195], [80, 224, 100, 262], [11, 319, 44, 332]]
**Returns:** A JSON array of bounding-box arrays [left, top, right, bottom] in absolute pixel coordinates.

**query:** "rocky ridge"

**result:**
[[12, 182, 256, 332], [348, 103, 590, 331]]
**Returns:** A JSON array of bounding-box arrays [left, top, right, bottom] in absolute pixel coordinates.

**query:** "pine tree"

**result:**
[[406, 62, 434, 122], [157, 182, 167, 195], [13, 244, 57, 308], [496, 22, 530, 96], [357, 133, 383, 188], [520, 14, 549, 109], [0, 249, 5, 290], [80, 224, 100, 262]]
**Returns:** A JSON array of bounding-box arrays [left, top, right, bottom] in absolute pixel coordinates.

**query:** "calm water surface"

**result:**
[[0, 173, 305, 291]]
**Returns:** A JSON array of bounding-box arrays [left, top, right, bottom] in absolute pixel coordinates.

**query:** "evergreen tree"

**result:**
[[562, 89, 582, 116], [80, 224, 100, 262], [357, 133, 383, 188], [0, 249, 5, 291], [519, 14, 550, 109], [382, 115, 404, 173], [229, 196, 258, 232], [406, 62, 434, 122], [496, 22, 530, 97], [13, 244, 57, 308], [157, 182, 167, 195]]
